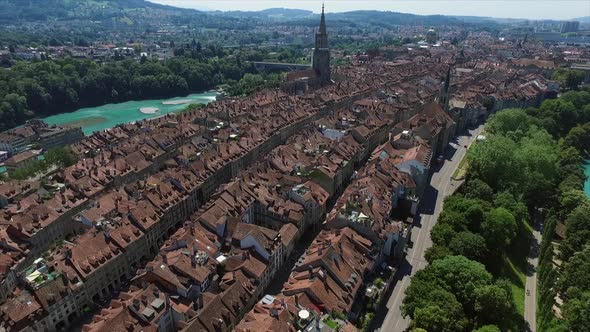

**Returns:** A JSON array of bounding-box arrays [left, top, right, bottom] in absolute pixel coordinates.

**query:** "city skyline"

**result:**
[[149, 0, 590, 20]]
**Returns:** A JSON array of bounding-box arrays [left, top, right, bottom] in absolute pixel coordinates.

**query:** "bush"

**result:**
[[374, 277, 385, 288], [361, 312, 375, 331]]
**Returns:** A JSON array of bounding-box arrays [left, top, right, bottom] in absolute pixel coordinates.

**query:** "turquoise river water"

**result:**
[[43, 92, 218, 135]]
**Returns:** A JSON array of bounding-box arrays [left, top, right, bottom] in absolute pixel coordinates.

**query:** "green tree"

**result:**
[[563, 123, 590, 155], [404, 256, 492, 315], [434, 211, 467, 234], [562, 291, 590, 332], [473, 325, 501, 332], [560, 90, 590, 109], [462, 178, 494, 201], [424, 245, 453, 263], [468, 135, 520, 191], [413, 304, 467, 332], [493, 191, 528, 225], [560, 246, 590, 295], [486, 108, 532, 137], [561, 205, 590, 261], [552, 68, 585, 90], [558, 190, 589, 219], [539, 98, 579, 135], [448, 231, 488, 262], [481, 208, 517, 249], [474, 285, 514, 327], [558, 146, 583, 168]]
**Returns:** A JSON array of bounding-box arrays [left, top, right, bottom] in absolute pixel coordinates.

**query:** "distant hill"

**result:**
[[217, 8, 314, 20], [572, 16, 590, 24], [331, 10, 462, 26], [0, 0, 200, 23], [259, 8, 313, 17], [219, 9, 464, 27]]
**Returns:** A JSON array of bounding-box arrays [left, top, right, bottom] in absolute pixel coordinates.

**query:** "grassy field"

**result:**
[[501, 255, 527, 315], [324, 319, 339, 329], [451, 135, 482, 180], [497, 224, 532, 317], [451, 153, 469, 180]]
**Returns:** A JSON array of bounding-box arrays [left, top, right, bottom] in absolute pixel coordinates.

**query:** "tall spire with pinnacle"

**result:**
[[319, 3, 326, 35], [312, 4, 331, 83], [315, 3, 328, 49]]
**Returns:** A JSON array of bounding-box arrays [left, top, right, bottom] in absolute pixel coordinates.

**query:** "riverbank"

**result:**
[[43, 92, 218, 135]]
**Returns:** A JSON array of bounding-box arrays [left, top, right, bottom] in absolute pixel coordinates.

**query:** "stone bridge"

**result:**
[[252, 61, 311, 71]]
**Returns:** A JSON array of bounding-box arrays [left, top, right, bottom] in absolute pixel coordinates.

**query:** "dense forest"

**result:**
[[402, 89, 590, 331], [0, 45, 296, 130]]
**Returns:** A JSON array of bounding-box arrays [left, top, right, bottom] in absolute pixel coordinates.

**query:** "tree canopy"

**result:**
[[0, 48, 292, 130]]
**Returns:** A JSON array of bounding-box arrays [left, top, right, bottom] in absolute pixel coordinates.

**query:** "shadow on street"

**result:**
[[368, 257, 413, 332], [419, 184, 439, 215]]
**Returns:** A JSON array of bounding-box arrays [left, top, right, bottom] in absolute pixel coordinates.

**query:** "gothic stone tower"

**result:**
[[312, 5, 331, 83]]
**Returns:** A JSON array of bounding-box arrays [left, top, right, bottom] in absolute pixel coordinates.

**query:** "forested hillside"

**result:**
[[0, 0, 194, 22]]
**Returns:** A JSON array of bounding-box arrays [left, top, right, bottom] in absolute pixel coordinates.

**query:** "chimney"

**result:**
[[191, 248, 197, 267], [161, 253, 167, 265]]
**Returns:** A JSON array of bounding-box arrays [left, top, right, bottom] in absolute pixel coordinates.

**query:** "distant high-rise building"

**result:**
[[560, 21, 580, 33], [312, 4, 331, 84]]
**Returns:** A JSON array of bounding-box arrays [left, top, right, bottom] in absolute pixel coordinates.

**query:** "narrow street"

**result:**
[[375, 125, 484, 332]]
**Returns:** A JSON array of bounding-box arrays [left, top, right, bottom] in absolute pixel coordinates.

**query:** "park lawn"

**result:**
[[522, 219, 535, 234], [451, 137, 481, 180], [452, 155, 469, 180], [497, 226, 532, 317], [324, 319, 339, 329], [500, 255, 526, 316]]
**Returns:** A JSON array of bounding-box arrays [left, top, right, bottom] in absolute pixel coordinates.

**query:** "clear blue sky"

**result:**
[[150, 0, 590, 20]]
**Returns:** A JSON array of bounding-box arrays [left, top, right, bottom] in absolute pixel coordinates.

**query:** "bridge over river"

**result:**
[[252, 61, 311, 71]]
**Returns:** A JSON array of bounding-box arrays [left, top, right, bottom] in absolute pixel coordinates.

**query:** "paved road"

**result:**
[[377, 125, 484, 332], [524, 218, 542, 332]]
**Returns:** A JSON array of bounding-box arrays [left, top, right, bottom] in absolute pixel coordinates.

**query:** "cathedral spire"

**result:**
[[319, 3, 326, 35], [312, 4, 331, 84], [316, 4, 328, 49]]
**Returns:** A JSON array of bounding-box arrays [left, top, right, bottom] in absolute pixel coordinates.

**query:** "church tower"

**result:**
[[312, 4, 331, 83]]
